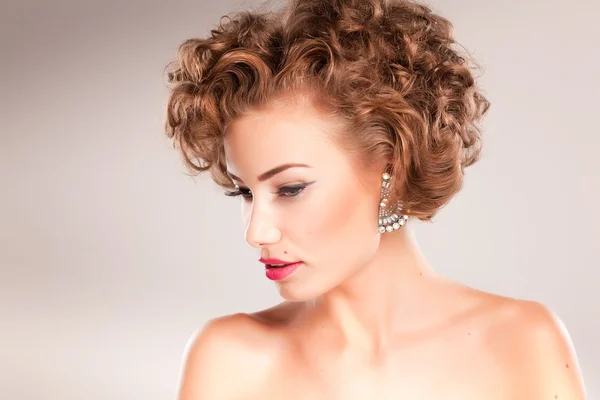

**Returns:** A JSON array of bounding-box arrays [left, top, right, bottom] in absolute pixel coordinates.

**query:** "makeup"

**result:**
[[264, 261, 303, 281]]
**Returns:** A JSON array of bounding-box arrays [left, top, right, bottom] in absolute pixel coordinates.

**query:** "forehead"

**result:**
[[223, 96, 347, 173]]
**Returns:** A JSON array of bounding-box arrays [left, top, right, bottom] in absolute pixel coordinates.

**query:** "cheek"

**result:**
[[293, 182, 376, 250]]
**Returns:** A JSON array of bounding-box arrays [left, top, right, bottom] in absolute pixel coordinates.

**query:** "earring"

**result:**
[[378, 172, 409, 233]]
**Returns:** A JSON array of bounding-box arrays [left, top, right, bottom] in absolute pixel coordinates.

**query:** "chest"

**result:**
[[247, 339, 513, 400]]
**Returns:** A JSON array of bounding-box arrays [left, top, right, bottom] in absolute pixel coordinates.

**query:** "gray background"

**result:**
[[1, 0, 598, 398]]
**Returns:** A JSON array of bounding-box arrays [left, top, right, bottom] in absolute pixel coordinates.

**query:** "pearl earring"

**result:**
[[378, 172, 409, 233]]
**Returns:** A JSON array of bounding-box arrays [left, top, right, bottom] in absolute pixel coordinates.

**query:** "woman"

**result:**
[[164, 0, 586, 398]]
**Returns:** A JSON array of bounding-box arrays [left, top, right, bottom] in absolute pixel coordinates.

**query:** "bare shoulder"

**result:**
[[176, 307, 293, 400], [476, 293, 587, 399]]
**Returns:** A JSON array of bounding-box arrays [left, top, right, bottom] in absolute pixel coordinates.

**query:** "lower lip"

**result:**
[[265, 262, 303, 281]]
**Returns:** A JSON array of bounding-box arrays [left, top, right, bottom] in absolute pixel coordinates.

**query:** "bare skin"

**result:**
[[176, 94, 586, 399]]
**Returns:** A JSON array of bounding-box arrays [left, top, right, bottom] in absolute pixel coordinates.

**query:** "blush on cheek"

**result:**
[[303, 183, 367, 247]]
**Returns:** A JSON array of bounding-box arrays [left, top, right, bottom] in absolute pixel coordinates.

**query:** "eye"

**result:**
[[223, 184, 307, 200], [278, 185, 305, 197], [224, 187, 253, 199]]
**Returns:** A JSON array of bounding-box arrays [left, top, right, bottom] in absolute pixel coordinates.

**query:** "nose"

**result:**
[[244, 203, 281, 248]]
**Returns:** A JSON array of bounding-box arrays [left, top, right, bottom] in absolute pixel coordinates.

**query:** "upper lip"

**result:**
[[259, 257, 300, 265]]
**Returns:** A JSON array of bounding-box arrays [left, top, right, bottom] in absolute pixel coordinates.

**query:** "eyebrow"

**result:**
[[227, 163, 312, 183]]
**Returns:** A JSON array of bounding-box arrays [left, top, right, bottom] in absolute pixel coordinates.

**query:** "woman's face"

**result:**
[[223, 96, 384, 301]]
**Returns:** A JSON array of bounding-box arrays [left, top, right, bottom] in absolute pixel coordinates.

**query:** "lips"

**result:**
[[264, 262, 303, 281], [259, 257, 301, 269], [267, 263, 293, 268]]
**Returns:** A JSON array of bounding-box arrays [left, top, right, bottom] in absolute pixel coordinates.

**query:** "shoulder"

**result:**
[[176, 311, 284, 400], [482, 297, 586, 398]]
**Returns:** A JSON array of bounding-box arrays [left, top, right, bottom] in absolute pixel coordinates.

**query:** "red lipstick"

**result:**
[[258, 257, 303, 281]]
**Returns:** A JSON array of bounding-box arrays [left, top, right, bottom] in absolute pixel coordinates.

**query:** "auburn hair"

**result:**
[[164, 0, 490, 221]]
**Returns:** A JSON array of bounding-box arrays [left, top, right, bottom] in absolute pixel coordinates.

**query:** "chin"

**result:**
[[275, 275, 343, 302], [276, 285, 316, 302], [275, 280, 328, 302]]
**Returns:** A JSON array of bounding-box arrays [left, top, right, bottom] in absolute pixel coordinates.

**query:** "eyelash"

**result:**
[[224, 184, 306, 200]]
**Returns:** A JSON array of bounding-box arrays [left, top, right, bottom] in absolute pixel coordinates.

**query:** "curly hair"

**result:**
[[164, 0, 490, 221]]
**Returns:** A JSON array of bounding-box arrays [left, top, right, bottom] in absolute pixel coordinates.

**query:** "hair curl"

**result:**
[[164, 0, 490, 221]]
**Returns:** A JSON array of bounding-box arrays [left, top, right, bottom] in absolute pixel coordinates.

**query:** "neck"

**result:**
[[306, 222, 443, 359]]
